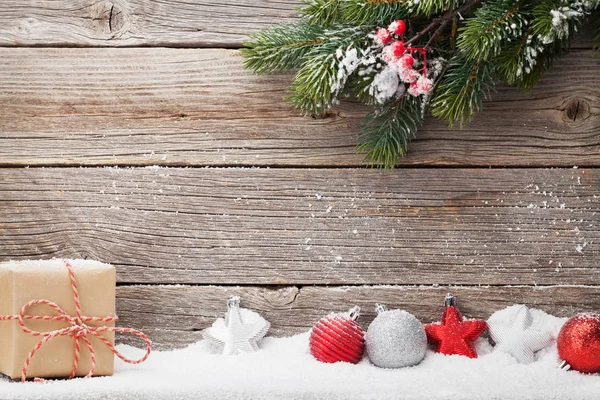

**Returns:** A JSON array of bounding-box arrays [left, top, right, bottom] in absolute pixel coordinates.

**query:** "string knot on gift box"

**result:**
[[0, 260, 151, 382]]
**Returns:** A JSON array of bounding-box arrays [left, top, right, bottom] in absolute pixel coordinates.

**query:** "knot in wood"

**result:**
[[90, 1, 127, 36], [560, 98, 590, 123], [106, 2, 126, 33]]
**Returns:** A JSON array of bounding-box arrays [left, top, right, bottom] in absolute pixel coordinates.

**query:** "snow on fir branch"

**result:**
[[242, 0, 600, 168]]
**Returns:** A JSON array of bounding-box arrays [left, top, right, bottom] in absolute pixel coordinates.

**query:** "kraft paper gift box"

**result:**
[[0, 259, 116, 380]]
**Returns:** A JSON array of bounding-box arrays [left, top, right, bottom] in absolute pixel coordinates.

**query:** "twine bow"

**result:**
[[0, 260, 151, 382]]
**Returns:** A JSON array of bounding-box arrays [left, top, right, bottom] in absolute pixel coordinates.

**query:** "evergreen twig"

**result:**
[[242, 0, 596, 167]]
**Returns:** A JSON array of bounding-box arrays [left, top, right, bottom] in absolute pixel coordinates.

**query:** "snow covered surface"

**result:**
[[2, 306, 600, 399]]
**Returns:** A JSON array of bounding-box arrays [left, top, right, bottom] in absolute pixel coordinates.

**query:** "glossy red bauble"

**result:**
[[558, 314, 600, 373]]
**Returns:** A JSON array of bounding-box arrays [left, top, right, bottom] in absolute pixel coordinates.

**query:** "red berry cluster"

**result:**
[[374, 20, 432, 96]]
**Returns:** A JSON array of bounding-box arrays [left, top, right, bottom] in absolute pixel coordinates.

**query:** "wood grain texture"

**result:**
[[0, 0, 299, 47], [0, 48, 598, 167], [0, 167, 598, 285], [0, 1, 594, 48], [115, 284, 600, 349]]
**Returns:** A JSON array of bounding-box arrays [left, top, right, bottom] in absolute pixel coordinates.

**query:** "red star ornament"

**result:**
[[425, 294, 488, 358]]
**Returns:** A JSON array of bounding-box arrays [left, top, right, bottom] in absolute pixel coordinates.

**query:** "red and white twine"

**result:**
[[0, 260, 151, 382]]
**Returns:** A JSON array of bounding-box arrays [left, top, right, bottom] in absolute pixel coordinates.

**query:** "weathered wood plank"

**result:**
[[0, 167, 598, 285], [115, 285, 600, 349], [0, 0, 299, 47], [0, 48, 598, 167], [0, 1, 594, 48]]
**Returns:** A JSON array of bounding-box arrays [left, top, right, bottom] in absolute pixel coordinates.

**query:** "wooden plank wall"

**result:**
[[0, 1, 599, 349]]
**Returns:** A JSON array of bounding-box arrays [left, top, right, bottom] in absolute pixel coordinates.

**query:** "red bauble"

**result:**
[[389, 20, 407, 36], [309, 306, 364, 364], [425, 294, 487, 358], [390, 41, 405, 57], [558, 314, 600, 373]]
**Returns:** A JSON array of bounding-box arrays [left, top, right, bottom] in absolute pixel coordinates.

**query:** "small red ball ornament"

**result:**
[[389, 20, 407, 36], [558, 314, 600, 373], [390, 41, 405, 57], [309, 306, 365, 364], [425, 294, 488, 358]]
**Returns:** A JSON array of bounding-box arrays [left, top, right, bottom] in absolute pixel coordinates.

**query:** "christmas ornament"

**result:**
[[309, 306, 364, 364], [557, 314, 600, 373], [365, 304, 427, 368], [242, 1, 597, 167], [487, 305, 552, 364], [202, 295, 270, 355], [425, 294, 487, 358]]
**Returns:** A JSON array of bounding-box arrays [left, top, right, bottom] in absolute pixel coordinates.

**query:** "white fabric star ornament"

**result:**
[[202, 295, 270, 355], [488, 305, 553, 364]]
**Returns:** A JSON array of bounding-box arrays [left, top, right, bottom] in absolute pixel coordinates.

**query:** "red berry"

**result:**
[[375, 28, 391, 45], [389, 20, 407, 36], [400, 54, 414, 67], [391, 41, 405, 57]]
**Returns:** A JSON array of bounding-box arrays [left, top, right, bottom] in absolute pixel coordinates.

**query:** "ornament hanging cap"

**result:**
[[558, 360, 571, 371], [445, 293, 456, 307], [228, 295, 241, 308], [375, 303, 388, 314], [347, 306, 361, 321]]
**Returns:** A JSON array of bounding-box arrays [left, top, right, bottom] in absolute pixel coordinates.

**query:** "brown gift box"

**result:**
[[0, 259, 116, 379]]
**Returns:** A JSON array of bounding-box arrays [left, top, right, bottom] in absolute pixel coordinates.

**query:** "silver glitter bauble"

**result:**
[[365, 305, 427, 368]]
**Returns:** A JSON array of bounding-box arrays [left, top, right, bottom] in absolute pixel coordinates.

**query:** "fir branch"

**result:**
[[342, 0, 459, 25], [357, 96, 424, 168], [430, 53, 496, 127], [457, 0, 528, 61], [515, 0, 597, 91], [512, 39, 567, 92], [300, 0, 343, 25], [241, 22, 325, 75], [530, 1, 555, 39], [242, 0, 599, 167], [406, 0, 483, 46], [286, 52, 338, 115], [342, 0, 411, 25], [351, 71, 378, 105], [286, 26, 373, 115]]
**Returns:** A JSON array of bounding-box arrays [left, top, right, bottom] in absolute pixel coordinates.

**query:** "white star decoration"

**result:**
[[202, 295, 270, 355], [488, 305, 553, 364]]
